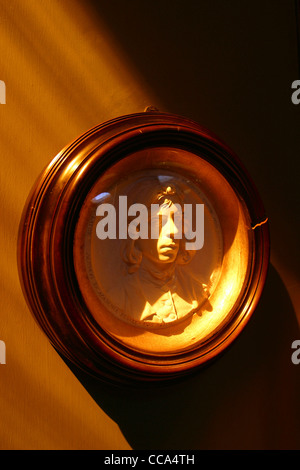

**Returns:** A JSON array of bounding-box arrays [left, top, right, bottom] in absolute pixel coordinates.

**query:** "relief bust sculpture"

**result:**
[[93, 174, 213, 327]]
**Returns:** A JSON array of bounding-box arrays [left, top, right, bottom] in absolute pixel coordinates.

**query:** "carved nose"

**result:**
[[166, 217, 178, 239]]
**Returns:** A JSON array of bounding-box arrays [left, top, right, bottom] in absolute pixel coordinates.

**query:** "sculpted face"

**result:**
[[80, 171, 219, 328], [137, 201, 181, 265]]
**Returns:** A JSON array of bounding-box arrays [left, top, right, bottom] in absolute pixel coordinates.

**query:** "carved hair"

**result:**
[[121, 176, 194, 273]]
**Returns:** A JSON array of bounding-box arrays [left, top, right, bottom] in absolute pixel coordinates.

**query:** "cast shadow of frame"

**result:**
[[64, 264, 300, 450]]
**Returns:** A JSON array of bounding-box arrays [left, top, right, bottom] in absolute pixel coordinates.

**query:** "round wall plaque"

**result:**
[[18, 110, 269, 386]]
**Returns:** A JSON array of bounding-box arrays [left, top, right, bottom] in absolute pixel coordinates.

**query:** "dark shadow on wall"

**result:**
[[64, 264, 300, 450], [85, 0, 300, 134]]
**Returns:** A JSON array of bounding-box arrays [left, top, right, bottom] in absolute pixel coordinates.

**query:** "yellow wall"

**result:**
[[1, 0, 299, 450]]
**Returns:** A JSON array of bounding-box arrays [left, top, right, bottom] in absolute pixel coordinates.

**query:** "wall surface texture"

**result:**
[[0, 0, 299, 450]]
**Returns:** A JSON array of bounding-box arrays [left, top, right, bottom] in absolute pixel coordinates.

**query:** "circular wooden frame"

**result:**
[[17, 111, 269, 386]]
